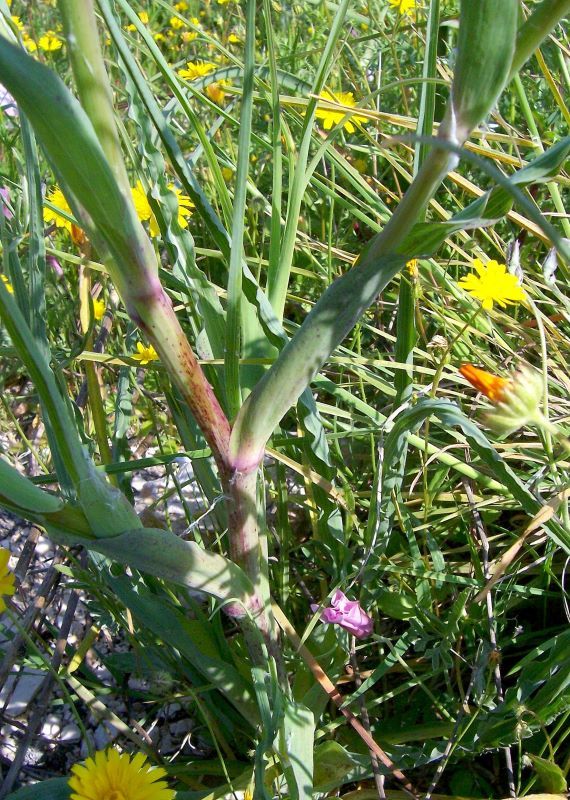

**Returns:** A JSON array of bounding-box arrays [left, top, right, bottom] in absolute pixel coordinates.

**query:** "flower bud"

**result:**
[[442, 0, 517, 142], [460, 364, 544, 436]]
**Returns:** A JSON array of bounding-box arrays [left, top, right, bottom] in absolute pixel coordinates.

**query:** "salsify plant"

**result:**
[[0, 0, 569, 797]]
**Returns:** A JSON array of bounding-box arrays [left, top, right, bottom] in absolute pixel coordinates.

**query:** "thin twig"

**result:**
[[0, 560, 62, 689], [350, 639, 386, 799], [0, 566, 82, 797], [273, 603, 418, 798], [464, 479, 516, 797]]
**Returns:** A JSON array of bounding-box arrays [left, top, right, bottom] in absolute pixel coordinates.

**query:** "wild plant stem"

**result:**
[[57, 1, 279, 671]]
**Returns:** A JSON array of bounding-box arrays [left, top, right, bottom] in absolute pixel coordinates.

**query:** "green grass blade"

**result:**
[[266, 0, 351, 321], [225, 0, 256, 417], [394, 0, 440, 405]]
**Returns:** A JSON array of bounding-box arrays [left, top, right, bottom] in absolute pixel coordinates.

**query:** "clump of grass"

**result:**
[[0, 1, 569, 798]]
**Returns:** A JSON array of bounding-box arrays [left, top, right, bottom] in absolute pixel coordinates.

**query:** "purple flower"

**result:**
[[311, 589, 373, 639], [0, 187, 13, 220], [0, 85, 18, 118], [46, 255, 63, 277]]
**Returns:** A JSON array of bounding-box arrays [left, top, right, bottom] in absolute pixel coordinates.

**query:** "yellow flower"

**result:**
[[227, 33, 241, 44], [68, 748, 174, 800], [44, 186, 74, 233], [11, 15, 24, 31], [406, 258, 418, 278], [221, 166, 234, 181], [314, 90, 368, 133], [131, 181, 193, 237], [132, 342, 159, 365], [38, 31, 63, 51], [180, 21, 200, 43], [178, 61, 215, 81], [174, 1, 189, 9], [0, 548, 15, 613], [92, 298, 105, 321], [22, 34, 38, 52], [1, 274, 14, 294], [387, 0, 416, 15], [153, 32, 166, 42], [458, 258, 526, 311], [138, 11, 149, 24], [131, 180, 153, 223], [169, 15, 187, 29], [206, 80, 229, 105], [170, 185, 194, 227]]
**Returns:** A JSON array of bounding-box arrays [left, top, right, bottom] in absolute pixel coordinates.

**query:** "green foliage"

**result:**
[[0, 0, 569, 798]]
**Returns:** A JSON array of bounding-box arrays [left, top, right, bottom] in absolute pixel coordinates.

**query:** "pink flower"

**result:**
[[0, 85, 18, 118], [0, 187, 13, 220], [311, 589, 373, 639], [46, 255, 63, 277]]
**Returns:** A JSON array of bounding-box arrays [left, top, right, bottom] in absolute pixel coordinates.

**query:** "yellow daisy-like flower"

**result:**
[[38, 31, 63, 51], [132, 342, 159, 365], [131, 181, 153, 225], [11, 15, 24, 31], [227, 33, 241, 44], [169, 15, 187, 29], [44, 186, 74, 233], [170, 185, 194, 227], [387, 0, 416, 15], [131, 181, 193, 237], [406, 258, 419, 278], [174, 1, 189, 9], [68, 748, 174, 800], [178, 61, 215, 81], [0, 548, 16, 613], [138, 11, 149, 24], [458, 258, 526, 311], [205, 80, 229, 106], [180, 27, 199, 44], [92, 298, 105, 321], [314, 91, 368, 134], [22, 33, 38, 52], [1, 274, 14, 294]]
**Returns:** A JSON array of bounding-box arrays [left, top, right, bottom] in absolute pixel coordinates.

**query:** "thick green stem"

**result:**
[[58, 0, 130, 193], [230, 144, 454, 471], [132, 290, 232, 477], [230, 0, 520, 469], [509, 0, 570, 81], [56, 3, 280, 670], [51, 5, 233, 474], [513, 74, 570, 239], [225, 468, 286, 678]]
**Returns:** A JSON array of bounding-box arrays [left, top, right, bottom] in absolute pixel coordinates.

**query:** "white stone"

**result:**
[[0, 669, 44, 716]]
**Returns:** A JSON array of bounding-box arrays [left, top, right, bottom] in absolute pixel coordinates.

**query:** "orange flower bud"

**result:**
[[71, 224, 86, 247], [459, 364, 510, 403], [460, 364, 546, 436]]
